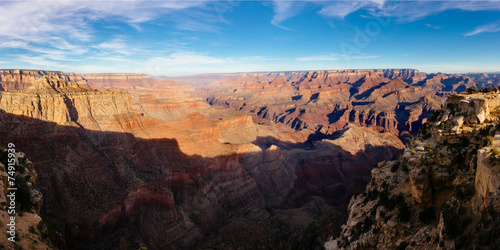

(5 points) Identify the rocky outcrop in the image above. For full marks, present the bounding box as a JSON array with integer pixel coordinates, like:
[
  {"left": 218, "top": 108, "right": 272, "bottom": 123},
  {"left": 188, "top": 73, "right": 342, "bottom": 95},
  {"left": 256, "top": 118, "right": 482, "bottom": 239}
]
[
  {"left": 329, "top": 89, "right": 500, "bottom": 249},
  {"left": 0, "top": 69, "right": 83, "bottom": 91},
  {"left": 0, "top": 148, "right": 56, "bottom": 249},
  {"left": 0, "top": 76, "right": 132, "bottom": 127}
]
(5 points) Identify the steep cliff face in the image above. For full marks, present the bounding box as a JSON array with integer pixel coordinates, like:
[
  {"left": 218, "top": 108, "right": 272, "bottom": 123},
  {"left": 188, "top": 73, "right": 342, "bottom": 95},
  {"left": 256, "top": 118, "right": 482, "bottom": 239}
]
[
  {"left": 0, "top": 148, "right": 56, "bottom": 249},
  {"left": 0, "top": 76, "right": 132, "bottom": 128},
  {"left": 329, "top": 89, "right": 500, "bottom": 249}
]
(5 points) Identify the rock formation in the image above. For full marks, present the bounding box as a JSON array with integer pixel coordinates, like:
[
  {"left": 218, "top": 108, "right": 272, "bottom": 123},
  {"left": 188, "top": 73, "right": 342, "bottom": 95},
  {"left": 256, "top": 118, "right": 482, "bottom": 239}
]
[
  {"left": 0, "top": 148, "right": 56, "bottom": 249},
  {"left": 329, "top": 88, "right": 500, "bottom": 249},
  {"left": 0, "top": 76, "right": 405, "bottom": 249},
  {"left": 0, "top": 69, "right": 84, "bottom": 91},
  {"left": 0, "top": 76, "right": 131, "bottom": 127},
  {"left": 204, "top": 69, "right": 453, "bottom": 140}
]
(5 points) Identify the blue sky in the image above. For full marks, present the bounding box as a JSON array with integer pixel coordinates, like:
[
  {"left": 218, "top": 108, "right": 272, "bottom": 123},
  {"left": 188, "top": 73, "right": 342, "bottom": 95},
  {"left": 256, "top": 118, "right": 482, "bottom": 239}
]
[{"left": 0, "top": 0, "right": 500, "bottom": 76}]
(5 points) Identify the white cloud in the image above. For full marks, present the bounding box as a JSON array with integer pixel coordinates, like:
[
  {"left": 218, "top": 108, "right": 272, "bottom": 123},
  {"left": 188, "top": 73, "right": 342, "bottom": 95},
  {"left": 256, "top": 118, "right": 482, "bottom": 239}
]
[
  {"left": 318, "top": 1, "right": 384, "bottom": 19},
  {"left": 425, "top": 23, "right": 441, "bottom": 29},
  {"left": 0, "top": 0, "right": 220, "bottom": 64},
  {"left": 16, "top": 55, "right": 66, "bottom": 69},
  {"left": 297, "top": 53, "right": 378, "bottom": 61},
  {"left": 93, "top": 38, "right": 132, "bottom": 55},
  {"left": 269, "top": 1, "right": 307, "bottom": 30},
  {"left": 365, "top": 1, "right": 500, "bottom": 22},
  {"left": 464, "top": 22, "right": 500, "bottom": 36},
  {"left": 268, "top": 0, "right": 385, "bottom": 28}
]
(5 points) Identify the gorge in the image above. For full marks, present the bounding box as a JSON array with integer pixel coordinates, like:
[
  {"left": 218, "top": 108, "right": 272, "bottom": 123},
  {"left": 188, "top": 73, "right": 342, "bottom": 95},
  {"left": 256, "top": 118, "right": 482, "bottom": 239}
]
[{"left": 0, "top": 69, "right": 499, "bottom": 249}]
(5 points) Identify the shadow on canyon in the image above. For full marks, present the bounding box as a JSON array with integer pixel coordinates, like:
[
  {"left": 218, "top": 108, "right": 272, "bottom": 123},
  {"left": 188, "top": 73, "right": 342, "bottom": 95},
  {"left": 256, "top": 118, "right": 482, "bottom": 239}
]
[{"left": 0, "top": 111, "right": 403, "bottom": 249}]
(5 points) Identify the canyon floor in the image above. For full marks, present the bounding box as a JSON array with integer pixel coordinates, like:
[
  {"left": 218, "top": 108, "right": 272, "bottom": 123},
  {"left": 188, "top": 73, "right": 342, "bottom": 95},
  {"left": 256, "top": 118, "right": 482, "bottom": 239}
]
[{"left": 0, "top": 69, "right": 499, "bottom": 249}]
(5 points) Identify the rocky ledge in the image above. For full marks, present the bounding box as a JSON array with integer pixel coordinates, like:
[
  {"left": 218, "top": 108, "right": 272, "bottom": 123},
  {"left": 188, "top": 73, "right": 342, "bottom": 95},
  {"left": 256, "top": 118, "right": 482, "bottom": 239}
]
[{"left": 328, "top": 88, "right": 500, "bottom": 249}]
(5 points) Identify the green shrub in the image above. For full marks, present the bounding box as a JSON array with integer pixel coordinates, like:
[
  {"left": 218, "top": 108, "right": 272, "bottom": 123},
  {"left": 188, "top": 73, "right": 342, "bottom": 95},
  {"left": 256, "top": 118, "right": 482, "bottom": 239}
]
[
  {"left": 397, "top": 241, "right": 409, "bottom": 250},
  {"left": 15, "top": 176, "right": 33, "bottom": 212},
  {"left": 441, "top": 201, "right": 470, "bottom": 238},
  {"left": 439, "top": 122, "right": 445, "bottom": 130},
  {"left": 487, "top": 136, "right": 494, "bottom": 145},
  {"left": 491, "top": 148, "right": 499, "bottom": 156},
  {"left": 401, "top": 162, "right": 409, "bottom": 172},
  {"left": 423, "top": 133, "right": 432, "bottom": 140},
  {"left": 428, "top": 110, "right": 443, "bottom": 122},
  {"left": 454, "top": 183, "right": 475, "bottom": 200},
  {"left": 481, "top": 86, "right": 497, "bottom": 93},
  {"left": 480, "top": 125, "right": 493, "bottom": 136},
  {"left": 391, "top": 163, "right": 399, "bottom": 173},
  {"left": 425, "top": 145, "right": 434, "bottom": 154},
  {"left": 37, "top": 217, "right": 59, "bottom": 241},
  {"left": 466, "top": 87, "right": 479, "bottom": 94},
  {"left": 17, "top": 164, "right": 25, "bottom": 174}
]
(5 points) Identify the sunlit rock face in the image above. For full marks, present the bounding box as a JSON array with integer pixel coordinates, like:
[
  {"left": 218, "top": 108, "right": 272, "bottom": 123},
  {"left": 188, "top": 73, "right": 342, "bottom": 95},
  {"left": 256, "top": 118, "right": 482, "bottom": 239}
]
[
  {"left": 0, "top": 76, "right": 132, "bottom": 126},
  {"left": 202, "top": 69, "right": 476, "bottom": 141}
]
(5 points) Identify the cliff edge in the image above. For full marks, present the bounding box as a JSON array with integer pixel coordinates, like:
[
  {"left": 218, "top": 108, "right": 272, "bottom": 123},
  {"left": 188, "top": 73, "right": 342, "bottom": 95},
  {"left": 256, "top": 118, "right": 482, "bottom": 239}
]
[{"left": 329, "top": 88, "right": 500, "bottom": 249}]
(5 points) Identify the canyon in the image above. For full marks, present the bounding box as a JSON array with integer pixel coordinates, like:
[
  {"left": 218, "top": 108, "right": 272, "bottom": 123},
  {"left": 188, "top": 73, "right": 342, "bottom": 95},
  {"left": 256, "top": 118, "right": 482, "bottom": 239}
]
[{"left": 0, "top": 69, "right": 499, "bottom": 249}]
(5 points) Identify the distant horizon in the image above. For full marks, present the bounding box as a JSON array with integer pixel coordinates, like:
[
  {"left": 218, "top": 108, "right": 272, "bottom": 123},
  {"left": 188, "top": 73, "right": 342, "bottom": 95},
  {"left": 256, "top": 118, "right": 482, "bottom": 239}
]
[
  {"left": 1, "top": 67, "right": 499, "bottom": 78},
  {"left": 1, "top": 1, "right": 500, "bottom": 76}
]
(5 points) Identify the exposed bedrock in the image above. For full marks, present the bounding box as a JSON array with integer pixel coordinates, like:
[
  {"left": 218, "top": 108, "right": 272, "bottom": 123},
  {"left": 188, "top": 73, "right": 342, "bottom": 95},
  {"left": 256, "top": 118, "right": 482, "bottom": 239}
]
[{"left": 204, "top": 69, "right": 458, "bottom": 141}]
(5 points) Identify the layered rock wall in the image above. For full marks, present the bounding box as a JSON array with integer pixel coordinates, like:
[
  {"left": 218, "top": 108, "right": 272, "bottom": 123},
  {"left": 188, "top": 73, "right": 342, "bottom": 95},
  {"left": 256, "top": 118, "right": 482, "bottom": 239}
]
[{"left": 0, "top": 76, "right": 132, "bottom": 126}]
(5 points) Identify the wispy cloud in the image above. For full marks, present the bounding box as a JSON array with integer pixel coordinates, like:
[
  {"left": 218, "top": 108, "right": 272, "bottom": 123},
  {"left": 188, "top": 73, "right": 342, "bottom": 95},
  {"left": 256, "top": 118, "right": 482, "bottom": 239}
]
[
  {"left": 268, "top": 0, "right": 500, "bottom": 29},
  {"left": 16, "top": 55, "right": 66, "bottom": 69},
  {"left": 268, "top": 0, "right": 385, "bottom": 28},
  {"left": 425, "top": 23, "right": 441, "bottom": 29},
  {"left": 269, "top": 1, "right": 307, "bottom": 30},
  {"left": 297, "top": 53, "right": 378, "bottom": 61},
  {"left": 93, "top": 38, "right": 132, "bottom": 55},
  {"left": 317, "top": 1, "right": 385, "bottom": 19},
  {"left": 464, "top": 21, "right": 500, "bottom": 36},
  {"left": 145, "top": 51, "right": 276, "bottom": 76},
  {"left": 0, "top": 0, "right": 223, "bottom": 66}
]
